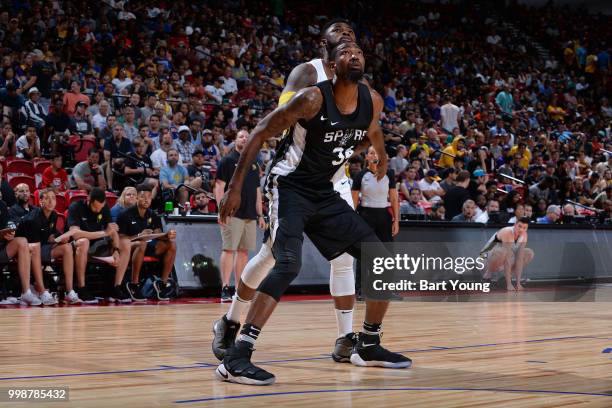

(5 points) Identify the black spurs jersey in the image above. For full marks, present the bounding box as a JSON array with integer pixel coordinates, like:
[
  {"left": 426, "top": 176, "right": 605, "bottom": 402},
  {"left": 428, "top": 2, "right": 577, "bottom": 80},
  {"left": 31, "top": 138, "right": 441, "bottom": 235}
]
[{"left": 267, "top": 80, "right": 373, "bottom": 200}]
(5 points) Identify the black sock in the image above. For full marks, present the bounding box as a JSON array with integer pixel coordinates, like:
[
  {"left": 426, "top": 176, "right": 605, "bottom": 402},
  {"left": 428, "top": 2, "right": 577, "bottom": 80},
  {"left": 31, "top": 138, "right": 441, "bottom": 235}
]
[
  {"left": 239, "top": 323, "right": 261, "bottom": 345},
  {"left": 363, "top": 321, "right": 381, "bottom": 336}
]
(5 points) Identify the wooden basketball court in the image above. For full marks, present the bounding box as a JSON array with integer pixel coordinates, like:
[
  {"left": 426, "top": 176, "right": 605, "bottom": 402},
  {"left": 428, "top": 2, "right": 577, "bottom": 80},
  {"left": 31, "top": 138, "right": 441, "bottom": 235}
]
[{"left": 1, "top": 291, "right": 611, "bottom": 407}]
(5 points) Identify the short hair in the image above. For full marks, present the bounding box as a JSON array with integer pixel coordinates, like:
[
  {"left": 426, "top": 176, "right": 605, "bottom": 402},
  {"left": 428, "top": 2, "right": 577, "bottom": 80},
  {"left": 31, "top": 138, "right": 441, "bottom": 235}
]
[
  {"left": 88, "top": 147, "right": 100, "bottom": 156},
  {"left": 517, "top": 217, "right": 531, "bottom": 224},
  {"left": 322, "top": 18, "right": 352, "bottom": 37},
  {"left": 463, "top": 199, "right": 476, "bottom": 209},
  {"left": 456, "top": 170, "right": 470, "bottom": 183},
  {"left": 89, "top": 187, "right": 106, "bottom": 204},
  {"left": 546, "top": 204, "right": 561, "bottom": 214},
  {"left": 38, "top": 188, "right": 55, "bottom": 200},
  {"left": 51, "top": 153, "right": 62, "bottom": 160},
  {"left": 149, "top": 114, "right": 160, "bottom": 121},
  {"left": 167, "top": 148, "right": 179, "bottom": 155},
  {"left": 136, "top": 183, "right": 152, "bottom": 194},
  {"left": 330, "top": 41, "right": 360, "bottom": 61}
]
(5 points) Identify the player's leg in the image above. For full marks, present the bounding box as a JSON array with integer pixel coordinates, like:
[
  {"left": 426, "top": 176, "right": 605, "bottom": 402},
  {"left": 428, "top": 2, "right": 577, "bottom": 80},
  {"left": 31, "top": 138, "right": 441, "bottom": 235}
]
[
  {"left": 29, "top": 243, "right": 57, "bottom": 306},
  {"left": 74, "top": 238, "right": 97, "bottom": 303},
  {"left": 5, "top": 238, "right": 40, "bottom": 306},
  {"left": 329, "top": 252, "right": 357, "bottom": 362},
  {"left": 50, "top": 243, "right": 81, "bottom": 304},
  {"left": 212, "top": 228, "right": 273, "bottom": 361},
  {"left": 126, "top": 240, "right": 147, "bottom": 301},
  {"left": 152, "top": 239, "right": 177, "bottom": 301},
  {"left": 512, "top": 247, "right": 534, "bottom": 291}
]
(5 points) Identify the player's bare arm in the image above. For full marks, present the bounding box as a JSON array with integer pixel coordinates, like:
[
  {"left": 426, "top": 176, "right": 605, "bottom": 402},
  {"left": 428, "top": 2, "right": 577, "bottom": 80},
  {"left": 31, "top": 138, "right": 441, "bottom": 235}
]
[
  {"left": 365, "top": 88, "right": 386, "bottom": 180},
  {"left": 219, "top": 87, "right": 323, "bottom": 223}
]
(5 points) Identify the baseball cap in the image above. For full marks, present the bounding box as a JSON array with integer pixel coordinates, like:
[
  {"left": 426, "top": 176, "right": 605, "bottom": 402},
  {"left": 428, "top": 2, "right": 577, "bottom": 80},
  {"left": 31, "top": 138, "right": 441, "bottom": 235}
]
[
  {"left": 192, "top": 149, "right": 204, "bottom": 157},
  {"left": 426, "top": 169, "right": 441, "bottom": 181},
  {"left": 28, "top": 87, "right": 40, "bottom": 95},
  {"left": 178, "top": 125, "right": 190, "bottom": 133},
  {"left": 473, "top": 169, "right": 486, "bottom": 177}
]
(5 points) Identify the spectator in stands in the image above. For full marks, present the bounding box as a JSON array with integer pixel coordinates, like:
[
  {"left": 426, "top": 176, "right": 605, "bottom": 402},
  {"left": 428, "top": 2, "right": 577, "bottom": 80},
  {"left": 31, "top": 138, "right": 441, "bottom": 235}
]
[
  {"left": 430, "top": 202, "right": 446, "bottom": 221},
  {"left": 120, "top": 105, "right": 139, "bottom": 141},
  {"left": 41, "top": 153, "right": 68, "bottom": 191},
  {"left": 452, "top": 199, "right": 477, "bottom": 222},
  {"left": 98, "top": 114, "right": 117, "bottom": 145},
  {"left": 67, "top": 187, "right": 131, "bottom": 304},
  {"left": 444, "top": 170, "right": 471, "bottom": 219},
  {"left": 389, "top": 144, "right": 408, "bottom": 176},
  {"left": 119, "top": 184, "right": 177, "bottom": 301},
  {"left": 104, "top": 123, "right": 133, "bottom": 190},
  {"left": 123, "top": 137, "right": 159, "bottom": 193},
  {"left": 0, "top": 164, "right": 15, "bottom": 207},
  {"left": 92, "top": 100, "right": 111, "bottom": 134},
  {"left": 160, "top": 148, "right": 189, "bottom": 205},
  {"left": 440, "top": 94, "right": 461, "bottom": 133},
  {"left": 17, "top": 188, "right": 80, "bottom": 304},
  {"left": 21, "top": 87, "right": 46, "bottom": 132},
  {"left": 151, "top": 129, "right": 174, "bottom": 169},
  {"left": 111, "top": 186, "right": 137, "bottom": 222},
  {"left": 71, "top": 101, "right": 93, "bottom": 137},
  {"left": 0, "top": 200, "right": 39, "bottom": 305},
  {"left": 0, "top": 122, "right": 17, "bottom": 157},
  {"left": 469, "top": 169, "right": 488, "bottom": 200},
  {"left": 529, "top": 176, "right": 555, "bottom": 205},
  {"left": 401, "top": 187, "right": 425, "bottom": 217},
  {"left": 537, "top": 205, "right": 561, "bottom": 224},
  {"left": 175, "top": 125, "right": 197, "bottom": 165},
  {"left": 439, "top": 136, "right": 465, "bottom": 168},
  {"left": 475, "top": 199, "right": 501, "bottom": 223},
  {"left": 508, "top": 203, "right": 526, "bottom": 224},
  {"left": 200, "top": 130, "right": 221, "bottom": 166},
  {"left": 215, "top": 129, "right": 263, "bottom": 301},
  {"left": 46, "top": 98, "right": 71, "bottom": 139},
  {"left": 205, "top": 78, "right": 225, "bottom": 104},
  {"left": 69, "top": 148, "right": 107, "bottom": 191},
  {"left": 190, "top": 191, "right": 211, "bottom": 215},
  {"left": 62, "top": 81, "right": 89, "bottom": 116},
  {"left": 439, "top": 167, "right": 456, "bottom": 193},
  {"left": 15, "top": 124, "right": 41, "bottom": 159},
  {"left": 419, "top": 169, "right": 444, "bottom": 202},
  {"left": 9, "top": 183, "right": 33, "bottom": 221},
  {"left": 187, "top": 150, "right": 212, "bottom": 192}
]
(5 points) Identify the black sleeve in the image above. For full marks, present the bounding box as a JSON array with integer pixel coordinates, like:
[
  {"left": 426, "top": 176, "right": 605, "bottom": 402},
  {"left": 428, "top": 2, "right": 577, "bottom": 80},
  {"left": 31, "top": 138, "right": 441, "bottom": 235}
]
[
  {"left": 216, "top": 157, "right": 233, "bottom": 184},
  {"left": 0, "top": 201, "right": 8, "bottom": 229},
  {"left": 187, "top": 165, "right": 195, "bottom": 177},
  {"left": 387, "top": 170, "right": 396, "bottom": 190},
  {"left": 101, "top": 205, "right": 112, "bottom": 227},
  {"left": 352, "top": 170, "right": 366, "bottom": 191},
  {"left": 117, "top": 209, "right": 130, "bottom": 235},
  {"left": 66, "top": 202, "right": 83, "bottom": 229},
  {"left": 152, "top": 212, "right": 163, "bottom": 231},
  {"left": 1, "top": 181, "right": 16, "bottom": 207},
  {"left": 16, "top": 212, "right": 39, "bottom": 242}
]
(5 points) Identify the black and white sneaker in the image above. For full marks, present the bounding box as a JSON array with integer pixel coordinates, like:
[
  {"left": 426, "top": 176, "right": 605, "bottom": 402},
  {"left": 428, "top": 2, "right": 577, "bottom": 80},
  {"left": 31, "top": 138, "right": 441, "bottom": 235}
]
[
  {"left": 76, "top": 286, "right": 98, "bottom": 304},
  {"left": 215, "top": 341, "right": 275, "bottom": 386},
  {"left": 350, "top": 332, "right": 412, "bottom": 369},
  {"left": 126, "top": 282, "right": 146, "bottom": 302},
  {"left": 212, "top": 315, "right": 241, "bottom": 361},
  {"left": 332, "top": 332, "right": 357, "bottom": 363},
  {"left": 220, "top": 285, "right": 232, "bottom": 302},
  {"left": 108, "top": 285, "right": 132, "bottom": 303},
  {"left": 153, "top": 280, "right": 173, "bottom": 301}
]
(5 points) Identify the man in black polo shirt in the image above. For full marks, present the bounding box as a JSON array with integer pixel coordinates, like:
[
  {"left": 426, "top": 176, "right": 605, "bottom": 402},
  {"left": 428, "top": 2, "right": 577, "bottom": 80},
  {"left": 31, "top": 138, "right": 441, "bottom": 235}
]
[
  {"left": 118, "top": 184, "right": 177, "bottom": 301},
  {"left": 214, "top": 129, "right": 265, "bottom": 301},
  {"left": 103, "top": 123, "right": 133, "bottom": 190},
  {"left": 9, "top": 183, "right": 33, "bottom": 222},
  {"left": 17, "top": 189, "right": 80, "bottom": 304},
  {"left": 67, "top": 187, "right": 132, "bottom": 303},
  {"left": 187, "top": 150, "right": 212, "bottom": 192}
]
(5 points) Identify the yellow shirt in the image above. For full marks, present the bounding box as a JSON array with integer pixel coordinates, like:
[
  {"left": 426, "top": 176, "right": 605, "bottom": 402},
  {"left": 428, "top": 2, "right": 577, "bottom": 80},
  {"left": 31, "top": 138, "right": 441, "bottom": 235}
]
[{"left": 509, "top": 146, "right": 532, "bottom": 169}]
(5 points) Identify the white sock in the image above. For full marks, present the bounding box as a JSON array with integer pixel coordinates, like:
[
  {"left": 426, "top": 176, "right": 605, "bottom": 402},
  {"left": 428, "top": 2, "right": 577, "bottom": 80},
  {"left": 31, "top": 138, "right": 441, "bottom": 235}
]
[
  {"left": 335, "top": 309, "right": 353, "bottom": 338},
  {"left": 226, "top": 293, "right": 250, "bottom": 323}
]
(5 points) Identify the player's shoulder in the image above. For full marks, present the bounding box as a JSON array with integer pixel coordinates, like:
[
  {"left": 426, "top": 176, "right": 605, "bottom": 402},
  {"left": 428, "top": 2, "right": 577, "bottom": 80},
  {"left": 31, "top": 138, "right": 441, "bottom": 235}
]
[{"left": 284, "top": 62, "right": 318, "bottom": 91}]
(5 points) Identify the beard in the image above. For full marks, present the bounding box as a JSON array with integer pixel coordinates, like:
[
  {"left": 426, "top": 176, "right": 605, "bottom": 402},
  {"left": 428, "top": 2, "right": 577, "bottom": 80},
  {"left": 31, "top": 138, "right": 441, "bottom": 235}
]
[{"left": 346, "top": 68, "right": 364, "bottom": 82}]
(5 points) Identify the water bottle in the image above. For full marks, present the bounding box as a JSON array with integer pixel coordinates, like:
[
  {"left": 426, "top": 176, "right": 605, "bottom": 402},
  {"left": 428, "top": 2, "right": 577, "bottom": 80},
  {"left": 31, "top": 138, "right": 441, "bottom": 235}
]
[{"left": 184, "top": 201, "right": 191, "bottom": 216}]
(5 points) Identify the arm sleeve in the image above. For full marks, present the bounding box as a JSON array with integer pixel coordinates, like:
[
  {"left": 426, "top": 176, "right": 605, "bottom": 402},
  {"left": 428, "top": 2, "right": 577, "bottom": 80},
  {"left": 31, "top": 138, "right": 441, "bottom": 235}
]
[
  {"left": 216, "top": 157, "right": 232, "bottom": 184},
  {"left": 116, "top": 209, "right": 128, "bottom": 234},
  {"left": 352, "top": 170, "right": 365, "bottom": 191},
  {"left": 387, "top": 170, "right": 396, "bottom": 189},
  {"left": 66, "top": 203, "right": 81, "bottom": 229}
]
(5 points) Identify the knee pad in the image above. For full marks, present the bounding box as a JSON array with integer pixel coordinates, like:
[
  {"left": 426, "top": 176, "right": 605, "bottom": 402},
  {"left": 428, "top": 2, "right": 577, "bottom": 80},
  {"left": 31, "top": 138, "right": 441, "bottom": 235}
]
[
  {"left": 330, "top": 253, "right": 355, "bottom": 296},
  {"left": 258, "top": 237, "right": 302, "bottom": 301},
  {"left": 241, "top": 241, "right": 275, "bottom": 289}
]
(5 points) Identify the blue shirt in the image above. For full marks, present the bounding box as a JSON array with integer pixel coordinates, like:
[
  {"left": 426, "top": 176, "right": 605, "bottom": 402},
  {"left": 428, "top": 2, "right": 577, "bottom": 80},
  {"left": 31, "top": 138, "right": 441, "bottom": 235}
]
[
  {"left": 110, "top": 203, "right": 128, "bottom": 222},
  {"left": 160, "top": 164, "right": 188, "bottom": 187},
  {"left": 536, "top": 216, "right": 553, "bottom": 224}
]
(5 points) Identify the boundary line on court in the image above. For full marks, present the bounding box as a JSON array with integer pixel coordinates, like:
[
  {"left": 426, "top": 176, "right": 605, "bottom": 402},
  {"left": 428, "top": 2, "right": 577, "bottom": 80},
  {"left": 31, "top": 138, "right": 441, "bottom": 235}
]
[{"left": 0, "top": 335, "right": 605, "bottom": 382}]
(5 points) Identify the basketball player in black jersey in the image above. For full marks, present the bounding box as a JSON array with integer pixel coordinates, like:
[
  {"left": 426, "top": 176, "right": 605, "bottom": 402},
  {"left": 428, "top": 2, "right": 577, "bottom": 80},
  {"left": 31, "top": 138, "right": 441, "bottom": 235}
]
[{"left": 217, "top": 42, "right": 411, "bottom": 386}]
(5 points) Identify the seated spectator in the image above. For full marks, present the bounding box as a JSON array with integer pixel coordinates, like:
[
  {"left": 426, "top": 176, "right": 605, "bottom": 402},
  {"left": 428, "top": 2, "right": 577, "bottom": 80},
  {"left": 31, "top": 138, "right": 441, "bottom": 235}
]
[
  {"left": 469, "top": 169, "right": 488, "bottom": 200},
  {"left": 120, "top": 105, "right": 139, "bottom": 141},
  {"left": 123, "top": 137, "right": 159, "bottom": 193},
  {"left": 401, "top": 187, "right": 425, "bottom": 216},
  {"left": 111, "top": 186, "right": 137, "bottom": 222},
  {"left": 151, "top": 130, "right": 175, "bottom": 169},
  {"left": 0, "top": 201, "right": 38, "bottom": 305},
  {"left": 475, "top": 199, "right": 501, "bottom": 223},
  {"left": 444, "top": 170, "right": 471, "bottom": 219},
  {"left": 419, "top": 169, "right": 444, "bottom": 202},
  {"left": 537, "top": 205, "right": 561, "bottom": 224},
  {"left": 200, "top": 129, "right": 221, "bottom": 166},
  {"left": 439, "top": 136, "right": 465, "bottom": 168},
  {"left": 67, "top": 187, "right": 132, "bottom": 304},
  {"left": 0, "top": 122, "right": 17, "bottom": 157},
  {"left": 175, "top": 125, "right": 197, "bottom": 165},
  {"left": 92, "top": 100, "right": 111, "bottom": 134},
  {"left": 21, "top": 87, "right": 47, "bottom": 132},
  {"left": 0, "top": 164, "right": 16, "bottom": 207},
  {"left": 508, "top": 203, "right": 526, "bottom": 224},
  {"left": 118, "top": 184, "right": 177, "bottom": 301},
  {"left": 190, "top": 191, "right": 211, "bottom": 215},
  {"left": 17, "top": 189, "right": 80, "bottom": 304},
  {"left": 430, "top": 202, "right": 446, "bottom": 221},
  {"left": 70, "top": 101, "right": 94, "bottom": 137},
  {"left": 69, "top": 148, "right": 107, "bottom": 191},
  {"left": 9, "top": 183, "right": 33, "bottom": 221},
  {"left": 160, "top": 149, "right": 189, "bottom": 204},
  {"left": 40, "top": 154, "right": 69, "bottom": 191},
  {"left": 439, "top": 168, "right": 456, "bottom": 193},
  {"left": 62, "top": 81, "right": 90, "bottom": 116},
  {"left": 389, "top": 144, "right": 409, "bottom": 176},
  {"left": 452, "top": 199, "right": 477, "bottom": 222},
  {"left": 187, "top": 150, "right": 212, "bottom": 192},
  {"left": 103, "top": 123, "right": 133, "bottom": 190},
  {"left": 15, "top": 124, "right": 41, "bottom": 159}
]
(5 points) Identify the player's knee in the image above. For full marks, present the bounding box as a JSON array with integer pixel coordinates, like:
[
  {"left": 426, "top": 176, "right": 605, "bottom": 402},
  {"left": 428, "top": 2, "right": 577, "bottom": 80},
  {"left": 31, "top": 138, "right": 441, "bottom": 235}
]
[
  {"left": 15, "top": 237, "right": 28, "bottom": 250},
  {"left": 76, "top": 238, "right": 89, "bottom": 250},
  {"left": 330, "top": 253, "right": 355, "bottom": 296}
]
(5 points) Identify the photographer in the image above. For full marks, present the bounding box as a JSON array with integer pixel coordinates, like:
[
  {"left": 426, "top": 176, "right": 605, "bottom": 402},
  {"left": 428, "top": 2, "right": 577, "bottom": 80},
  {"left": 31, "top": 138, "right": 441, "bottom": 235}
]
[
  {"left": 123, "top": 137, "right": 159, "bottom": 195},
  {"left": 187, "top": 150, "right": 212, "bottom": 192}
]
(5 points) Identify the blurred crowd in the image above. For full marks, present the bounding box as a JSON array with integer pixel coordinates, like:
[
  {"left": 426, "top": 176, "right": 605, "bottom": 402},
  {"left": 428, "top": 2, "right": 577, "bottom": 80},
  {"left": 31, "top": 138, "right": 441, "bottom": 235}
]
[{"left": 0, "top": 0, "right": 610, "bottom": 225}]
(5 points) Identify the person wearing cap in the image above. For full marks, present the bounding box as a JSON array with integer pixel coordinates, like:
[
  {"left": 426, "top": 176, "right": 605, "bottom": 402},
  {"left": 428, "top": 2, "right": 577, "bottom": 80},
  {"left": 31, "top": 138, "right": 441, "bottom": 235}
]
[
  {"left": 70, "top": 100, "right": 94, "bottom": 136},
  {"left": 124, "top": 136, "right": 159, "bottom": 194},
  {"left": 62, "top": 80, "right": 90, "bottom": 116},
  {"left": 187, "top": 150, "right": 212, "bottom": 192},
  {"left": 175, "top": 125, "right": 197, "bottom": 165},
  {"left": 469, "top": 169, "right": 488, "bottom": 200},
  {"left": 21, "top": 87, "right": 47, "bottom": 131},
  {"left": 418, "top": 169, "right": 445, "bottom": 202}
]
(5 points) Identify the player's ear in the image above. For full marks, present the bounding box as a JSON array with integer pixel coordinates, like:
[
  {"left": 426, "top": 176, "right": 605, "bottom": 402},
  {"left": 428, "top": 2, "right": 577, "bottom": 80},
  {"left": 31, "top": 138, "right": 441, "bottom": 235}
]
[{"left": 328, "top": 61, "right": 336, "bottom": 72}]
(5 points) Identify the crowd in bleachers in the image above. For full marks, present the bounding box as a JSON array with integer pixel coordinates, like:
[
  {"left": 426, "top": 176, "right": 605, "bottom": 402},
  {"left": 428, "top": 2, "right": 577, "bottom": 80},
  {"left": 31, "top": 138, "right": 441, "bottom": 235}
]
[{"left": 0, "top": 1, "right": 611, "bottom": 304}]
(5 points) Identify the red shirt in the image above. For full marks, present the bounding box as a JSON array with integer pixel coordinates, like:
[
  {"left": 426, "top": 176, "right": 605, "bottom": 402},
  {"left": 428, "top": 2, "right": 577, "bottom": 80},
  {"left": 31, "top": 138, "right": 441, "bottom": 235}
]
[{"left": 41, "top": 167, "right": 68, "bottom": 191}]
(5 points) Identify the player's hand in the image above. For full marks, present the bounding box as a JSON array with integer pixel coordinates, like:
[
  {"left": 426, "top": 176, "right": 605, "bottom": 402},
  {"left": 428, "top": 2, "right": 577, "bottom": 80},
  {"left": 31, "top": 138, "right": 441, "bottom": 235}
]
[
  {"left": 376, "top": 156, "right": 388, "bottom": 181},
  {"left": 257, "top": 215, "right": 266, "bottom": 229},
  {"left": 141, "top": 229, "right": 153, "bottom": 236},
  {"left": 1, "top": 230, "right": 15, "bottom": 241},
  {"left": 392, "top": 219, "right": 400, "bottom": 236},
  {"left": 106, "top": 223, "right": 119, "bottom": 234},
  {"left": 54, "top": 231, "right": 73, "bottom": 244},
  {"left": 219, "top": 188, "right": 241, "bottom": 226}
]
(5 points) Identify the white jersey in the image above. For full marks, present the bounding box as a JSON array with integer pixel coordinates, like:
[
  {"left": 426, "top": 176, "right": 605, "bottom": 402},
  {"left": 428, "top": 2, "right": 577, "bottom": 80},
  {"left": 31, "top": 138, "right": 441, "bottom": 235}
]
[{"left": 307, "top": 58, "right": 353, "bottom": 208}]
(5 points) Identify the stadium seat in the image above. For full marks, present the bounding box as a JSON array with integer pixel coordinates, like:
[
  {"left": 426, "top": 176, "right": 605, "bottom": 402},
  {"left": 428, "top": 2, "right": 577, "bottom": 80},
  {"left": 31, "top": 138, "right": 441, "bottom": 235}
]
[
  {"left": 55, "top": 211, "right": 66, "bottom": 233},
  {"left": 70, "top": 137, "right": 97, "bottom": 163},
  {"left": 34, "top": 160, "right": 51, "bottom": 175},
  {"left": 105, "top": 192, "right": 118, "bottom": 208},
  {"left": 7, "top": 159, "right": 34, "bottom": 177},
  {"left": 8, "top": 174, "right": 36, "bottom": 192},
  {"left": 66, "top": 190, "right": 88, "bottom": 207}
]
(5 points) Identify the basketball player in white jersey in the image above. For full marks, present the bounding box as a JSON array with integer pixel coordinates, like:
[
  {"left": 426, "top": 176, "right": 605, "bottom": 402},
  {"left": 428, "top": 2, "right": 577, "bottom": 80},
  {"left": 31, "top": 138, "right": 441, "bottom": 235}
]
[
  {"left": 212, "top": 19, "right": 365, "bottom": 363},
  {"left": 480, "top": 217, "right": 534, "bottom": 290}
]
